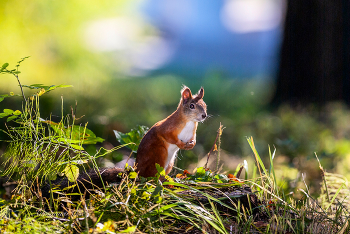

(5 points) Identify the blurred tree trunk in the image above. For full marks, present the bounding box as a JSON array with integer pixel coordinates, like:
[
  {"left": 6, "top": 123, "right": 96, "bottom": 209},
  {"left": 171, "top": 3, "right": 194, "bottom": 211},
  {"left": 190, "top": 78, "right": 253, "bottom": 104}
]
[{"left": 272, "top": 0, "right": 350, "bottom": 106}]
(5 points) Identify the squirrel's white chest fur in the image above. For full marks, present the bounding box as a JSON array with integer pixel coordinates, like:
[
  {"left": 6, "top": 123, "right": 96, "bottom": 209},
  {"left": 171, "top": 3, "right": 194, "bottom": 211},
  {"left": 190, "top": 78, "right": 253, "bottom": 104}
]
[{"left": 165, "top": 121, "right": 195, "bottom": 171}]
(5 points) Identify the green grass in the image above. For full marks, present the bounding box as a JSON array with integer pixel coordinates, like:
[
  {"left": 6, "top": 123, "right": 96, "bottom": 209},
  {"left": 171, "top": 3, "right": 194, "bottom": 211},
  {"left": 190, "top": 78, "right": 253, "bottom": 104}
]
[
  {"left": 0, "top": 59, "right": 350, "bottom": 233},
  {"left": 1, "top": 125, "right": 349, "bottom": 233}
]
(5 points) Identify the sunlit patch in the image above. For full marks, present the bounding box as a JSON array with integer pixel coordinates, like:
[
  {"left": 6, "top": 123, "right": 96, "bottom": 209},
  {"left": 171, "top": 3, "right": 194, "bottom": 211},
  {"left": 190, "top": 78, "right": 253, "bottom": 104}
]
[
  {"left": 82, "top": 17, "right": 174, "bottom": 76},
  {"left": 220, "top": 0, "right": 285, "bottom": 33},
  {"left": 83, "top": 17, "right": 141, "bottom": 52}
]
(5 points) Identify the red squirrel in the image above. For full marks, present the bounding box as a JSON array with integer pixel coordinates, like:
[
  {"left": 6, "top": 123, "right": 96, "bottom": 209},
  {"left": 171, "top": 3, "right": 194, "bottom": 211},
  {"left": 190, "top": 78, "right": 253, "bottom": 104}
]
[
  {"left": 41, "top": 86, "right": 206, "bottom": 199},
  {"left": 136, "top": 86, "right": 207, "bottom": 177}
]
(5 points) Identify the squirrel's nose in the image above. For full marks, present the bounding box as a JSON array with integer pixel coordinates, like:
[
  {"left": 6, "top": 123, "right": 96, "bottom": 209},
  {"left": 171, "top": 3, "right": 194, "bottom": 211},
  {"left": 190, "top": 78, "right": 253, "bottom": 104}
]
[{"left": 202, "top": 114, "right": 207, "bottom": 119}]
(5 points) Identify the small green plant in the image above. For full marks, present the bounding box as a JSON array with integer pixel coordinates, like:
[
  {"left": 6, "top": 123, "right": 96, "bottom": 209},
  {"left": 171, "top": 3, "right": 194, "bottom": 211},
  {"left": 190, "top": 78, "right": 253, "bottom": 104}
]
[
  {"left": 114, "top": 125, "right": 148, "bottom": 153},
  {"left": 0, "top": 58, "right": 121, "bottom": 206}
]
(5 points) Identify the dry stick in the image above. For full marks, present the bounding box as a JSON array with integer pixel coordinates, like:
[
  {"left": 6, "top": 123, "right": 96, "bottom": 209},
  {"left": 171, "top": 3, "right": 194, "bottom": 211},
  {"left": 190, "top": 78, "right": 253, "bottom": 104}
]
[
  {"left": 125, "top": 150, "right": 134, "bottom": 166},
  {"left": 315, "top": 153, "right": 330, "bottom": 202},
  {"left": 204, "top": 123, "right": 223, "bottom": 170},
  {"left": 216, "top": 123, "right": 224, "bottom": 171},
  {"left": 236, "top": 165, "right": 244, "bottom": 178},
  {"left": 204, "top": 133, "right": 219, "bottom": 169}
]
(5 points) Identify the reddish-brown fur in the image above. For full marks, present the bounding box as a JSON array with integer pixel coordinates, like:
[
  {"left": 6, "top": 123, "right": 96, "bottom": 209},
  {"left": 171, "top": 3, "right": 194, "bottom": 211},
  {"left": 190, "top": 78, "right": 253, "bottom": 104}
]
[{"left": 136, "top": 86, "right": 207, "bottom": 177}]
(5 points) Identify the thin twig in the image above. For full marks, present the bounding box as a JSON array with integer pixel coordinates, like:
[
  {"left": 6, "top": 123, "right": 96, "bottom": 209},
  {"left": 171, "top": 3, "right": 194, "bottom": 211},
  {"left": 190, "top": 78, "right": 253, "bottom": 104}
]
[
  {"left": 216, "top": 123, "right": 224, "bottom": 171},
  {"left": 236, "top": 165, "right": 244, "bottom": 178},
  {"left": 204, "top": 124, "right": 223, "bottom": 169},
  {"left": 12, "top": 72, "right": 27, "bottom": 103}
]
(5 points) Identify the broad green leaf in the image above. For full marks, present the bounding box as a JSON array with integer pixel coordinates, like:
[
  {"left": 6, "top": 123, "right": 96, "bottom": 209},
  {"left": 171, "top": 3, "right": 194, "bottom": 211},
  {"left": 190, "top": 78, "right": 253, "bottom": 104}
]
[
  {"left": 141, "top": 191, "right": 150, "bottom": 200},
  {"left": 0, "top": 112, "right": 10, "bottom": 118},
  {"left": 46, "top": 121, "right": 104, "bottom": 145},
  {"left": 3, "top": 109, "right": 14, "bottom": 114},
  {"left": 114, "top": 125, "right": 149, "bottom": 153},
  {"left": 195, "top": 167, "right": 206, "bottom": 176},
  {"left": 51, "top": 139, "right": 83, "bottom": 150},
  {"left": 56, "top": 138, "right": 82, "bottom": 144},
  {"left": 0, "top": 94, "right": 19, "bottom": 103},
  {"left": 22, "top": 84, "right": 72, "bottom": 96},
  {"left": 7, "top": 115, "right": 18, "bottom": 122},
  {"left": 129, "top": 171, "right": 138, "bottom": 179},
  {"left": 47, "top": 84, "right": 72, "bottom": 91},
  {"left": 64, "top": 164, "right": 79, "bottom": 182},
  {"left": 151, "top": 184, "right": 163, "bottom": 198},
  {"left": 13, "top": 110, "right": 21, "bottom": 115},
  {"left": 155, "top": 163, "right": 166, "bottom": 176},
  {"left": 1, "top": 63, "right": 9, "bottom": 69},
  {"left": 23, "top": 84, "right": 73, "bottom": 90}
]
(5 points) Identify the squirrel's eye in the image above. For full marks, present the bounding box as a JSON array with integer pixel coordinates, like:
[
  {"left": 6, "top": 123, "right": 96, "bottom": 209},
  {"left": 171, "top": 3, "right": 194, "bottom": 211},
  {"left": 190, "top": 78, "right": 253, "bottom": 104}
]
[{"left": 190, "top": 103, "right": 195, "bottom": 109}]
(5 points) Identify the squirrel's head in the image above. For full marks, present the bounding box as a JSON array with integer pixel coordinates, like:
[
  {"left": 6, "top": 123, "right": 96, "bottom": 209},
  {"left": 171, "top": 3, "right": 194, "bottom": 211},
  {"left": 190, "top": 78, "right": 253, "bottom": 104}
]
[{"left": 180, "top": 86, "right": 207, "bottom": 122}]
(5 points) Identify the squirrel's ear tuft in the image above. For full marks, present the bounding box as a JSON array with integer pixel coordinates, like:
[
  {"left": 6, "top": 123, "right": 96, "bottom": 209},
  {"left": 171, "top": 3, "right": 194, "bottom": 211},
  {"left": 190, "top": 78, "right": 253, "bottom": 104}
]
[
  {"left": 197, "top": 87, "right": 204, "bottom": 99},
  {"left": 181, "top": 86, "right": 192, "bottom": 104},
  {"left": 193, "top": 87, "right": 204, "bottom": 102}
]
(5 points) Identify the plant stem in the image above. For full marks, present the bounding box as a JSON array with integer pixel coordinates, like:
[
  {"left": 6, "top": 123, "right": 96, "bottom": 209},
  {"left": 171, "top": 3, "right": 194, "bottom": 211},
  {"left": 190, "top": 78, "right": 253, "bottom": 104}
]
[
  {"left": 204, "top": 123, "right": 224, "bottom": 170},
  {"left": 216, "top": 123, "right": 223, "bottom": 171},
  {"left": 12, "top": 72, "right": 27, "bottom": 103}
]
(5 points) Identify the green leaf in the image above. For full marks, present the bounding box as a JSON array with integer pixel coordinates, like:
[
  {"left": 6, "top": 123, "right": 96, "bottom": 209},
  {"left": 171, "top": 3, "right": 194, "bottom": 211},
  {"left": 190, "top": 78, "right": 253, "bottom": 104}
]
[
  {"left": 7, "top": 115, "right": 18, "bottom": 122},
  {"left": 46, "top": 121, "right": 104, "bottom": 145},
  {"left": 64, "top": 164, "right": 79, "bottom": 182},
  {"left": 141, "top": 191, "right": 150, "bottom": 200},
  {"left": 23, "top": 84, "right": 45, "bottom": 89},
  {"left": 3, "top": 109, "right": 14, "bottom": 114},
  {"left": 1, "top": 63, "right": 9, "bottom": 69},
  {"left": 47, "top": 173, "right": 57, "bottom": 181},
  {"left": 69, "top": 144, "right": 84, "bottom": 150},
  {"left": 129, "top": 171, "right": 138, "bottom": 179},
  {"left": 0, "top": 112, "right": 10, "bottom": 118},
  {"left": 55, "top": 138, "right": 81, "bottom": 144},
  {"left": 0, "top": 94, "right": 19, "bottom": 103},
  {"left": 114, "top": 125, "right": 149, "bottom": 153},
  {"left": 195, "top": 167, "right": 206, "bottom": 176},
  {"left": 47, "top": 84, "right": 72, "bottom": 91},
  {"left": 22, "top": 84, "right": 72, "bottom": 99},
  {"left": 151, "top": 184, "right": 163, "bottom": 198},
  {"left": 23, "top": 84, "right": 72, "bottom": 92},
  {"left": 155, "top": 163, "right": 166, "bottom": 176},
  {"left": 13, "top": 110, "right": 22, "bottom": 115}
]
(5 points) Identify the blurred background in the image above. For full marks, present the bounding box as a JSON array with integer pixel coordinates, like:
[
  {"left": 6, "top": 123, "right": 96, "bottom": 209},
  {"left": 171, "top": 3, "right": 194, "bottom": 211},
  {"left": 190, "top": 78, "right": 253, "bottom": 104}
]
[{"left": 1, "top": 0, "right": 350, "bottom": 197}]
